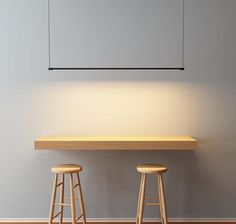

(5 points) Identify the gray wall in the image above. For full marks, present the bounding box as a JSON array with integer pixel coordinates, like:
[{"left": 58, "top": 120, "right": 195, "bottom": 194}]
[{"left": 0, "top": 0, "right": 236, "bottom": 219}]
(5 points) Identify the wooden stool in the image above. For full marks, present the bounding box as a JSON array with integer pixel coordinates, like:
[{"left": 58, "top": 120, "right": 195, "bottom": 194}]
[
  {"left": 49, "top": 164, "right": 86, "bottom": 224},
  {"left": 136, "top": 164, "right": 168, "bottom": 224}
]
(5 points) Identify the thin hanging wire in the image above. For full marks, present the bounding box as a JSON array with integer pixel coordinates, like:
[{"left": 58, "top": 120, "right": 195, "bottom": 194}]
[
  {"left": 48, "top": 0, "right": 51, "bottom": 69},
  {"left": 182, "top": 0, "right": 185, "bottom": 69}
]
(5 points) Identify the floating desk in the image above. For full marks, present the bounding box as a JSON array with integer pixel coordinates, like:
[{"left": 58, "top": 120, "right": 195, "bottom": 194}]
[{"left": 35, "top": 136, "right": 197, "bottom": 150}]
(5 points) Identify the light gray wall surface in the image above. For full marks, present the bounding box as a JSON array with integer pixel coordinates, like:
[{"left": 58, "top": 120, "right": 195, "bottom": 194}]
[
  {"left": 50, "top": 0, "right": 183, "bottom": 68},
  {"left": 0, "top": 0, "right": 236, "bottom": 219}
]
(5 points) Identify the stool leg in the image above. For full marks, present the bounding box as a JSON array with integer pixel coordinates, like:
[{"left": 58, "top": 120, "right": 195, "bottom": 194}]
[
  {"left": 49, "top": 173, "right": 58, "bottom": 224},
  {"left": 77, "top": 172, "right": 87, "bottom": 224},
  {"left": 70, "top": 173, "right": 77, "bottom": 224},
  {"left": 59, "top": 174, "right": 65, "bottom": 224},
  {"left": 158, "top": 174, "right": 168, "bottom": 224},
  {"left": 157, "top": 174, "right": 164, "bottom": 224},
  {"left": 136, "top": 173, "right": 146, "bottom": 224},
  {"left": 136, "top": 174, "right": 144, "bottom": 224}
]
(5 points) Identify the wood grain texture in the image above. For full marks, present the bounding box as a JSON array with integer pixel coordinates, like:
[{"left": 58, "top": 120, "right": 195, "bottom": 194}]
[
  {"left": 51, "top": 164, "right": 82, "bottom": 174},
  {"left": 137, "top": 164, "right": 168, "bottom": 174},
  {"left": 34, "top": 136, "right": 197, "bottom": 150}
]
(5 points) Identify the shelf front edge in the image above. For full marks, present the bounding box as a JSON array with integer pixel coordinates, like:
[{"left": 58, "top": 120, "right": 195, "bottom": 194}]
[{"left": 34, "top": 137, "right": 197, "bottom": 150}]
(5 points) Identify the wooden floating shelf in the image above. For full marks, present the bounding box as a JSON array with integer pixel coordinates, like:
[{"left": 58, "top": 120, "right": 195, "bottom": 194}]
[{"left": 34, "top": 136, "right": 197, "bottom": 150}]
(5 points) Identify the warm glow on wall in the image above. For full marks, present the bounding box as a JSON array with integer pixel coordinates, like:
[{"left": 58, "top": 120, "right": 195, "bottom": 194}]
[{"left": 35, "top": 81, "right": 200, "bottom": 136}]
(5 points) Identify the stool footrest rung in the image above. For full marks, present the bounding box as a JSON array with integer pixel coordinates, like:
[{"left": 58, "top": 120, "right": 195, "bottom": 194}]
[
  {"left": 52, "top": 211, "right": 62, "bottom": 220},
  {"left": 73, "top": 183, "right": 80, "bottom": 188},
  {"left": 55, "top": 202, "right": 71, "bottom": 206},
  {"left": 76, "top": 213, "right": 84, "bottom": 221},
  {"left": 145, "top": 203, "right": 160, "bottom": 206},
  {"left": 56, "top": 182, "right": 63, "bottom": 187}
]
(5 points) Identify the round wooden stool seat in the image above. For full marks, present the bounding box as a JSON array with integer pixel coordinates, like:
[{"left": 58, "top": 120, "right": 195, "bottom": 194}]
[
  {"left": 51, "top": 164, "right": 82, "bottom": 174},
  {"left": 137, "top": 164, "right": 167, "bottom": 174}
]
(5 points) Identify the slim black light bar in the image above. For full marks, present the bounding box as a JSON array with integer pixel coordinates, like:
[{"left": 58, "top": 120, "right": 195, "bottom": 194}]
[
  {"left": 48, "top": 0, "right": 185, "bottom": 71},
  {"left": 48, "top": 67, "right": 184, "bottom": 70}
]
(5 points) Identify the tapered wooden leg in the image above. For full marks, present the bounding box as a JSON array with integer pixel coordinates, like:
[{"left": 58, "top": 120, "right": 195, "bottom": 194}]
[
  {"left": 49, "top": 174, "right": 58, "bottom": 224},
  {"left": 59, "top": 174, "right": 64, "bottom": 224},
  {"left": 137, "top": 174, "right": 146, "bottom": 224},
  {"left": 70, "top": 173, "right": 77, "bottom": 224},
  {"left": 77, "top": 172, "right": 86, "bottom": 224},
  {"left": 157, "top": 174, "right": 164, "bottom": 224},
  {"left": 158, "top": 174, "right": 168, "bottom": 224},
  {"left": 136, "top": 174, "right": 144, "bottom": 224}
]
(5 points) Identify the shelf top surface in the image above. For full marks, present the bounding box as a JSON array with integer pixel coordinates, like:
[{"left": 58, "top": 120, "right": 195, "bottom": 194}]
[{"left": 36, "top": 136, "right": 197, "bottom": 142}]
